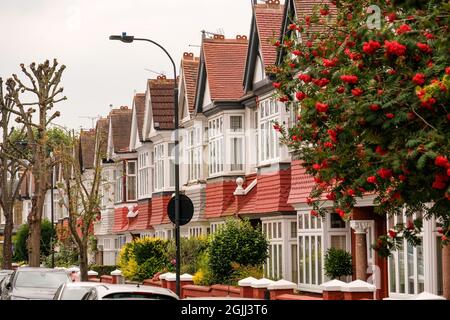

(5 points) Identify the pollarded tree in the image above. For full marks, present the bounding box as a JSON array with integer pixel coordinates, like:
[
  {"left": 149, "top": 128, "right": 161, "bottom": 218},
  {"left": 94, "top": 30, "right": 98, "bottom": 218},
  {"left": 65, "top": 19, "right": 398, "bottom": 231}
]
[
  {"left": 56, "top": 130, "right": 103, "bottom": 281},
  {"left": 269, "top": 0, "right": 449, "bottom": 293},
  {"left": 0, "top": 78, "right": 29, "bottom": 269},
  {"left": 5, "top": 59, "right": 66, "bottom": 267}
]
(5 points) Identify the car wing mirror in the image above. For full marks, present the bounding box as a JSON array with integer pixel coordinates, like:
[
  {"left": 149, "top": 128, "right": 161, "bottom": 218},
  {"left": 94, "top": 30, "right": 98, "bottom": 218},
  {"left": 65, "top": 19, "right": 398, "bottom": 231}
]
[{"left": 5, "top": 283, "right": 12, "bottom": 290}]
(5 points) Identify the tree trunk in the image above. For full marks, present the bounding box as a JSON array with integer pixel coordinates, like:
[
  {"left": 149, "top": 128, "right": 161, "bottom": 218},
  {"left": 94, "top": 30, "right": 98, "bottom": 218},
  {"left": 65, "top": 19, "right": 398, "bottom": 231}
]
[
  {"left": 443, "top": 244, "right": 450, "bottom": 300},
  {"left": 79, "top": 242, "right": 89, "bottom": 281},
  {"left": 28, "top": 161, "right": 47, "bottom": 267},
  {"left": 1, "top": 205, "right": 14, "bottom": 269}
]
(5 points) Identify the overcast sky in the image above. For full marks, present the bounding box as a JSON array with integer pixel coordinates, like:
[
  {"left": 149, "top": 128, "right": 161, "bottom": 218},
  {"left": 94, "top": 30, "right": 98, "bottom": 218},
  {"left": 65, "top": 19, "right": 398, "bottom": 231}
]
[{"left": 0, "top": 0, "right": 255, "bottom": 130}]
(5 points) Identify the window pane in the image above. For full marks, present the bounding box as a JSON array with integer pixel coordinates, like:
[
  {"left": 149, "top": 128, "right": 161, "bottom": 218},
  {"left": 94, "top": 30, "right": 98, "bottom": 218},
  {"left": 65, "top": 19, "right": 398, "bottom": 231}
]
[
  {"left": 278, "top": 244, "right": 282, "bottom": 279},
  {"left": 230, "top": 116, "right": 242, "bottom": 132},
  {"left": 389, "top": 255, "right": 396, "bottom": 293},
  {"left": 417, "top": 242, "right": 424, "bottom": 293},
  {"left": 399, "top": 242, "right": 405, "bottom": 293},
  {"left": 407, "top": 242, "right": 414, "bottom": 294},
  {"left": 436, "top": 237, "right": 443, "bottom": 295},
  {"left": 299, "top": 237, "right": 303, "bottom": 284},
  {"left": 291, "top": 221, "right": 297, "bottom": 239},
  {"left": 330, "top": 235, "right": 346, "bottom": 251},
  {"left": 317, "top": 236, "right": 322, "bottom": 284},
  {"left": 311, "top": 236, "right": 316, "bottom": 284},
  {"left": 291, "top": 244, "right": 298, "bottom": 283},
  {"left": 273, "top": 245, "right": 278, "bottom": 278},
  {"left": 330, "top": 213, "right": 346, "bottom": 229},
  {"left": 305, "top": 237, "right": 310, "bottom": 284},
  {"left": 278, "top": 222, "right": 282, "bottom": 238}
]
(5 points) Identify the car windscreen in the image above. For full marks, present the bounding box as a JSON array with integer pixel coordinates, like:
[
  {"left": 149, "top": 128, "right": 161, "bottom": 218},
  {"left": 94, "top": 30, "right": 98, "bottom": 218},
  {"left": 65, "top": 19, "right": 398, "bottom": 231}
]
[
  {"left": 15, "top": 271, "right": 69, "bottom": 289},
  {"left": 60, "top": 287, "right": 92, "bottom": 300},
  {"left": 102, "top": 292, "right": 177, "bottom": 300}
]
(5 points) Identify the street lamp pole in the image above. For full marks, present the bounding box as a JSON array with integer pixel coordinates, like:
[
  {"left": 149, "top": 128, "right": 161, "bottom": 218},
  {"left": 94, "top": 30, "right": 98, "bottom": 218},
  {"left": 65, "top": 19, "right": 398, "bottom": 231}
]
[
  {"left": 50, "top": 157, "right": 55, "bottom": 268},
  {"left": 109, "top": 33, "right": 181, "bottom": 297}
]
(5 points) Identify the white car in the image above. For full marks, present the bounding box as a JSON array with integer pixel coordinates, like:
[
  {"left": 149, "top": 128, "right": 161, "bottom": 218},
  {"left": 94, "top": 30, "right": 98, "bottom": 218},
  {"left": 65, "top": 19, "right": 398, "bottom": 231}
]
[
  {"left": 81, "top": 284, "right": 179, "bottom": 300},
  {"left": 53, "top": 282, "right": 105, "bottom": 300}
]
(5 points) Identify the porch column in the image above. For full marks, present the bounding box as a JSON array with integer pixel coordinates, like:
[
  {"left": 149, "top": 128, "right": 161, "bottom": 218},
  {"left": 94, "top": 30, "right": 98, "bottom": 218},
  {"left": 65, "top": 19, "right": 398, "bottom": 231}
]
[
  {"left": 350, "top": 220, "right": 371, "bottom": 281},
  {"left": 443, "top": 244, "right": 450, "bottom": 300}
]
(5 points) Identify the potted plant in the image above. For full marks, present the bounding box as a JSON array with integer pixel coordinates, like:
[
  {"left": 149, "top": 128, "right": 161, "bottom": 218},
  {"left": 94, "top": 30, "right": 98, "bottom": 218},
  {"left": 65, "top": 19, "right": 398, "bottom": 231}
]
[{"left": 324, "top": 248, "right": 353, "bottom": 280}]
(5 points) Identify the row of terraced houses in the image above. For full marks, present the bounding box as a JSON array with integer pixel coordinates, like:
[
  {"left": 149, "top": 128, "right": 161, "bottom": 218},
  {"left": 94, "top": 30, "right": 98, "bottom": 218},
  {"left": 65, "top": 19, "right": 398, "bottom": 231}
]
[{"left": 2, "top": 0, "right": 445, "bottom": 299}]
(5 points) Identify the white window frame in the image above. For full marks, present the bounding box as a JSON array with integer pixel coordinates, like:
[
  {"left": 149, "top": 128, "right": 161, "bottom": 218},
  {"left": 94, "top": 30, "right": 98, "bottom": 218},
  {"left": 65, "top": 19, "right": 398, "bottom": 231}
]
[
  {"left": 138, "top": 151, "right": 151, "bottom": 199},
  {"left": 126, "top": 160, "right": 137, "bottom": 202},
  {"left": 154, "top": 144, "right": 165, "bottom": 191},
  {"left": 228, "top": 115, "right": 245, "bottom": 172},
  {"left": 187, "top": 126, "right": 203, "bottom": 182},
  {"left": 208, "top": 116, "right": 224, "bottom": 176},
  {"left": 388, "top": 211, "right": 425, "bottom": 297},
  {"left": 114, "top": 165, "right": 123, "bottom": 203},
  {"left": 258, "top": 98, "right": 281, "bottom": 165}
]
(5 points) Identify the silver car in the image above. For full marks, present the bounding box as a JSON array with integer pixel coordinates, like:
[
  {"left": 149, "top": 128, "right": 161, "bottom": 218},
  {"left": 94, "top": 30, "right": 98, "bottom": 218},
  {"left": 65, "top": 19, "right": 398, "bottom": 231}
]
[
  {"left": 53, "top": 282, "right": 105, "bottom": 300},
  {"left": 2, "top": 267, "right": 71, "bottom": 300},
  {"left": 81, "top": 284, "right": 179, "bottom": 300}
]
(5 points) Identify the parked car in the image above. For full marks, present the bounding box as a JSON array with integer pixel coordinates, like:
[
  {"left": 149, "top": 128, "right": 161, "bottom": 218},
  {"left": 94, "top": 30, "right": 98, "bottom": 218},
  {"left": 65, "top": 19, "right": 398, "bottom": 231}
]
[
  {"left": 81, "top": 284, "right": 179, "bottom": 300},
  {"left": 0, "top": 270, "right": 14, "bottom": 297},
  {"left": 1, "top": 267, "right": 71, "bottom": 300},
  {"left": 53, "top": 282, "right": 105, "bottom": 300},
  {"left": 0, "top": 270, "right": 14, "bottom": 283}
]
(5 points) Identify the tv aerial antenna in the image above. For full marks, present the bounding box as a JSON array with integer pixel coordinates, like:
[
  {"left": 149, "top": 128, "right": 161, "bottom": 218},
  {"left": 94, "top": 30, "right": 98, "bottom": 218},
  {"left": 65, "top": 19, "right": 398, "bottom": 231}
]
[
  {"left": 201, "top": 28, "right": 225, "bottom": 38},
  {"left": 144, "top": 68, "right": 166, "bottom": 76},
  {"left": 78, "top": 115, "right": 100, "bottom": 129}
]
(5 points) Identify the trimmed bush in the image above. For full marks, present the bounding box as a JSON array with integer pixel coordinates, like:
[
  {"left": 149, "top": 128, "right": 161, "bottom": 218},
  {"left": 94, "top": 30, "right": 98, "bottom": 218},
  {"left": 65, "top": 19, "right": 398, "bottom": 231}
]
[
  {"left": 324, "top": 248, "right": 353, "bottom": 280},
  {"left": 167, "top": 236, "right": 209, "bottom": 275},
  {"left": 13, "top": 219, "right": 56, "bottom": 263},
  {"left": 208, "top": 218, "right": 268, "bottom": 284},
  {"left": 118, "top": 237, "right": 171, "bottom": 282}
]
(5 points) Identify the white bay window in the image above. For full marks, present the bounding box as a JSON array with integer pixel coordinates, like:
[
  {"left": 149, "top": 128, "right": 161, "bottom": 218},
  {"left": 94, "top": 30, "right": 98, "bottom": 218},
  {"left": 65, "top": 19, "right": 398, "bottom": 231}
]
[
  {"left": 126, "top": 161, "right": 137, "bottom": 201},
  {"left": 154, "top": 143, "right": 175, "bottom": 192},
  {"left": 114, "top": 166, "right": 123, "bottom": 203},
  {"left": 259, "top": 98, "right": 280, "bottom": 164},
  {"left": 138, "top": 152, "right": 151, "bottom": 199},
  {"left": 208, "top": 116, "right": 224, "bottom": 175}
]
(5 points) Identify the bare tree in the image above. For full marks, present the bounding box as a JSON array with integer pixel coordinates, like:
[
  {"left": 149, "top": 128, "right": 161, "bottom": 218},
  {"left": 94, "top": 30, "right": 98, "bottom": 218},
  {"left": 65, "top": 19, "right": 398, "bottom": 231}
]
[
  {"left": 0, "top": 78, "right": 29, "bottom": 269},
  {"left": 57, "top": 132, "right": 103, "bottom": 281},
  {"left": 5, "top": 59, "right": 66, "bottom": 266}
]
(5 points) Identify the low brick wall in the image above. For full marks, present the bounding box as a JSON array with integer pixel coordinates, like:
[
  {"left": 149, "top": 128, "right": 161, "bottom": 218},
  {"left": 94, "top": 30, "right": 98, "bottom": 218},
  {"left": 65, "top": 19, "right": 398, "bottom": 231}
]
[
  {"left": 100, "top": 275, "right": 113, "bottom": 284},
  {"left": 275, "top": 294, "right": 323, "bottom": 300},
  {"left": 88, "top": 278, "right": 101, "bottom": 283},
  {"left": 182, "top": 285, "right": 212, "bottom": 298},
  {"left": 211, "top": 284, "right": 241, "bottom": 297}
]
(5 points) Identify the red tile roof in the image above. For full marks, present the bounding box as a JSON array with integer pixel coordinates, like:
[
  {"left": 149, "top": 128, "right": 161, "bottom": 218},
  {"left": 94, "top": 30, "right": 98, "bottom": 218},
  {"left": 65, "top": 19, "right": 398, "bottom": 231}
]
[
  {"left": 133, "top": 93, "right": 146, "bottom": 141},
  {"left": 293, "top": 0, "right": 337, "bottom": 33},
  {"left": 287, "top": 159, "right": 315, "bottom": 204},
  {"left": 149, "top": 76, "right": 176, "bottom": 130},
  {"left": 202, "top": 36, "right": 249, "bottom": 101},
  {"left": 149, "top": 193, "right": 172, "bottom": 226},
  {"left": 95, "top": 117, "right": 109, "bottom": 157},
  {"left": 254, "top": 3, "right": 284, "bottom": 67},
  {"left": 79, "top": 129, "right": 96, "bottom": 169},
  {"left": 112, "top": 206, "right": 129, "bottom": 233},
  {"left": 254, "top": 168, "right": 294, "bottom": 213},
  {"left": 110, "top": 106, "right": 132, "bottom": 153},
  {"left": 181, "top": 53, "right": 200, "bottom": 113},
  {"left": 204, "top": 180, "right": 237, "bottom": 218}
]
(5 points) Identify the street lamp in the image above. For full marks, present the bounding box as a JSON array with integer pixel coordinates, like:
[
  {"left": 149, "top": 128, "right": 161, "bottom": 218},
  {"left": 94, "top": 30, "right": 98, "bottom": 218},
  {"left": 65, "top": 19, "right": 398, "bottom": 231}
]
[
  {"left": 50, "top": 152, "right": 55, "bottom": 268},
  {"left": 109, "top": 32, "right": 181, "bottom": 297}
]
